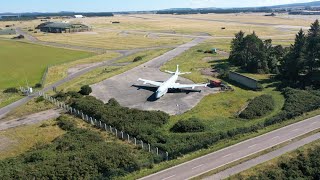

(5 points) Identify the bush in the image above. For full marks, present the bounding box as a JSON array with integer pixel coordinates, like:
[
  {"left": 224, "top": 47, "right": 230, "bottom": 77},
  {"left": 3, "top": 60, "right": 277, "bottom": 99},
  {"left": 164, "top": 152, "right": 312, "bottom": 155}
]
[
  {"left": 3, "top": 87, "right": 19, "bottom": 93},
  {"left": 171, "top": 118, "right": 205, "bottom": 133},
  {"left": 0, "top": 117, "right": 155, "bottom": 179},
  {"left": 56, "top": 116, "right": 77, "bottom": 131},
  {"left": 79, "top": 85, "right": 92, "bottom": 95},
  {"left": 34, "top": 83, "right": 42, "bottom": 88},
  {"left": 35, "top": 96, "right": 45, "bottom": 103},
  {"left": 133, "top": 56, "right": 143, "bottom": 62},
  {"left": 265, "top": 88, "right": 320, "bottom": 126},
  {"left": 239, "top": 95, "right": 274, "bottom": 119}
]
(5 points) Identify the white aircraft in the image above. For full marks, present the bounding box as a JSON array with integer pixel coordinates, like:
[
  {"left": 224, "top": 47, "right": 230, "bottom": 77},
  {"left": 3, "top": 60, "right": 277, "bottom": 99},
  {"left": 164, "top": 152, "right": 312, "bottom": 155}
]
[{"left": 138, "top": 65, "right": 208, "bottom": 99}]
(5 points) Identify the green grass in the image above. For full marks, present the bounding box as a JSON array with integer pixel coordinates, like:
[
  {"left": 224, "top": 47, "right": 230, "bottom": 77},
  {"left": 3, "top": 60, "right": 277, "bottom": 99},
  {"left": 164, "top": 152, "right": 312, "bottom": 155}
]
[
  {"left": 44, "top": 52, "right": 120, "bottom": 86},
  {"left": 0, "top": 39, "right": 93, "bottom": 89},
  {"left": 57, "top": 49, "right": 171, "bottom": 92}
]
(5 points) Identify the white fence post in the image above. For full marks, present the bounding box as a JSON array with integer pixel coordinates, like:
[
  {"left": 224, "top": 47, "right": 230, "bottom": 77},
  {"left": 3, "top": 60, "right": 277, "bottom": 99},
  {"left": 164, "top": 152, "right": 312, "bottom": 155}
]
[
  {"left": 141, "top": 140, "right": 143, "bottom": 148},
  {"left": 127, "top": 134, "right": 130, "bottom": 142},
  {"left": 148, "top": 144, "right": 151, "bottom": 152},
  {"left": 166, "top": 152, "right": 169, "bottom": 161},
  {"left": 134, "top": 138, "right": 137, "bottom": 145},
  {"left": 156, "top": 147, "right": 159, "bottom": 155}
]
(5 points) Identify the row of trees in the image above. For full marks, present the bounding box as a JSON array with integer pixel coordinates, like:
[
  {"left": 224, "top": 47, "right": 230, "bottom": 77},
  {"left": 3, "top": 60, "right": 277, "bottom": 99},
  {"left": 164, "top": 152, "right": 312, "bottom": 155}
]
[{"left": 229, "top": 20, "right": 320, "bottom": 88}]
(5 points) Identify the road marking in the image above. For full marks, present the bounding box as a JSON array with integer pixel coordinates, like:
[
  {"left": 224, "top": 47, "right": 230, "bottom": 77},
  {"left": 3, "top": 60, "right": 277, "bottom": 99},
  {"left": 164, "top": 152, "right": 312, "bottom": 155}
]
[
  {"left": 223, "top": 153, "right": 232, "bottom": 158},
  {"left": 162, "top": 175, "right": 176, "bottom": 180},
  {"left": 248, "top": 144, "right": 257, "bottom": 148},
  {"left": 271, "top": 136, "right": 280, "bottom": 140},
  {"left": 192, "top": 164, "right": 204, "bottom": 169}
]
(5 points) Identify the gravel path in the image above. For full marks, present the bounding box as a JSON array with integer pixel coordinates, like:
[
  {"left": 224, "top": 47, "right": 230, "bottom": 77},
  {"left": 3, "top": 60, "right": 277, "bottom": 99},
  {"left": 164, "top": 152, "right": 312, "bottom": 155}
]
[{"left": 0, "top": 109, "right": 61, "bottom": 131}]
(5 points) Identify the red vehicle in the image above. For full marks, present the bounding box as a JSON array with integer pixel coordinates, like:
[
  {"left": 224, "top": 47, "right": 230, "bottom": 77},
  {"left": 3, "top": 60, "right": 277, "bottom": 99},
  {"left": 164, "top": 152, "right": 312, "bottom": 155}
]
[{"left": 210, "top": 80, "right": 222, "bottom": 87}]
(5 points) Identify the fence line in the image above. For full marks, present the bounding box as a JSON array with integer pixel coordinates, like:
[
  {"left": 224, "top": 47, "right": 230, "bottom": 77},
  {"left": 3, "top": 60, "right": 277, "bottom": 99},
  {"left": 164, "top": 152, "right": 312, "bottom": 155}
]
[{"left": 39, "top": 91, "right": 169, "bottom": 161}]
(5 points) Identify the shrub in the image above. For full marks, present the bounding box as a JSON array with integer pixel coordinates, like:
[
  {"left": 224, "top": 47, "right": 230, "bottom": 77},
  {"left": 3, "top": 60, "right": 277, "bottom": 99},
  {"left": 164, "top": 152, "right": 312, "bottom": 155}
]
[
  {"left": 265, "top": 88, "right": 320, "bottom": 126},
  {"left": 3, "top": 87, "right": 19, "bottom": 93},
  {"left": 34, "top": 83, "right": 42, "bottom": 88},
  {"left": 239, "top": 95, "right": 274, "bottom": 119},
  {"left": 79, "top": 85, "right": 92, "bottom": 95},
  {"left": 56, "top": 116, "right": 77, "bottom": 131},
  {"left": 35, "top": 96, "right": 45, "bottom": 103},
  {"left": 171, "top": 118, "right": 205, "bottom": 133},
  {"left": 133, "top": 56, "right": 143, "bottom": 62}
]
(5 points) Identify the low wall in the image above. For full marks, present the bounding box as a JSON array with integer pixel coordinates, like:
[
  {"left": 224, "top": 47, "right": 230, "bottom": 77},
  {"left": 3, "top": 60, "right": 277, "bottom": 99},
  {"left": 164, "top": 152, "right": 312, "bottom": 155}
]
[{"left": 229, "top": 71, "right": 259, "bottom": 89}]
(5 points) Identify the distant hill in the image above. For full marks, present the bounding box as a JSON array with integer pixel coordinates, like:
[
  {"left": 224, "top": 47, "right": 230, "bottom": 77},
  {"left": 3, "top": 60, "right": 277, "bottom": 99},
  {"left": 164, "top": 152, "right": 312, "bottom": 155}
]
[{"left": 268, "top": 1, "right": 320, "bottom": 8}]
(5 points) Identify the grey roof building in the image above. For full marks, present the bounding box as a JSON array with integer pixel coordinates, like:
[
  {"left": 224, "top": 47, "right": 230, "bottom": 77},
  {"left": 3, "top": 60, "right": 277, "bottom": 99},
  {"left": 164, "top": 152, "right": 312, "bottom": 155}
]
[{"left": 39, "top": 22, "right": 90, "bottom": 33}]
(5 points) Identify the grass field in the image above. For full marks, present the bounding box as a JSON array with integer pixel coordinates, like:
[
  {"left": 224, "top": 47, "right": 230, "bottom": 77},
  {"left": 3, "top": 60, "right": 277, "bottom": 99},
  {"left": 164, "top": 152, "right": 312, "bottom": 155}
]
[
  {"left": 56, "top": 49, "right": 171, "bottom": 92},
  {"left": 45, "top": 51, "right": 120, "bottom": 86},
  {"left": 0, "top": 40, "right": 93, "bottom": 89},
  {"left": 160, "top": 41, "right": 285, "bottom": 134},
  {"left": 36, "top": 31, "right": 190, "bottom": 50}
]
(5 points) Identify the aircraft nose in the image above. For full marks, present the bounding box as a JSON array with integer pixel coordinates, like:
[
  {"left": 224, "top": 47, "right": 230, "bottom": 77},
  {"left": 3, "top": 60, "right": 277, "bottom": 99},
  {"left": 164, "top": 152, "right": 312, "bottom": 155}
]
[{"left": 155, "top": 91, "right": 161, "bottom": 99}]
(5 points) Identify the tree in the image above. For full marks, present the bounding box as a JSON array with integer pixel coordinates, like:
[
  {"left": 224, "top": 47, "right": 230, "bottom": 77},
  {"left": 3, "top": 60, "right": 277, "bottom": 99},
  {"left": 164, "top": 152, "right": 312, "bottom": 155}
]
[
  {"left": 229, "top": 31, "right": 245, "bottom": 66},
  {"left": 306, "top": 19, "right": 320, "bottom": 84},
  {"left": 280, "top": 29, "right": 306, "bottom": 84},
  {"left": 79, "top": 85, "right": 92, "bottom": 95}
]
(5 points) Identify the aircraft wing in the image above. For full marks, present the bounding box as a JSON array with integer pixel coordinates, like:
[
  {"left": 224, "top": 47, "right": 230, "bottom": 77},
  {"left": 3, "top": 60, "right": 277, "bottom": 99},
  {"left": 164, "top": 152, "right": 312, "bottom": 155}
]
[
  {"left": 138, "top": 78, "right": 162, "bottom": 87},
  {"left": 171, "top": 83, "right": 208, "bottom": 89}
]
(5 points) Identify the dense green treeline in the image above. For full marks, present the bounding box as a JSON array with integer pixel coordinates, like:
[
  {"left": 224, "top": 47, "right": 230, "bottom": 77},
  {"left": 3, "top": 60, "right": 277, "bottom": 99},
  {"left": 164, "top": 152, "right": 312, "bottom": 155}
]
[
  {"left": 0, "top": 116, "right": 156, "bottom": 179},
  {"left": 229, "top": 20, "right": 320, "bottom": 88}
]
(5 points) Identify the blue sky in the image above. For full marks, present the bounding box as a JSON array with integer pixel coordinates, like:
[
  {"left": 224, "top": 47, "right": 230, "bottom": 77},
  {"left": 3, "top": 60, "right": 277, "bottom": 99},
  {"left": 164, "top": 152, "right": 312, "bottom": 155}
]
[{"left": 0, "top": 0, "right": 316, "bottom": 13}]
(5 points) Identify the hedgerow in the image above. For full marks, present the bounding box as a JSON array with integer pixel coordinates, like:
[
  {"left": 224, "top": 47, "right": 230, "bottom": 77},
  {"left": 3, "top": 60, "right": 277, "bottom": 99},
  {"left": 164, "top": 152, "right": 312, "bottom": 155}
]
[{"left": 239, "top": 95, "right": 274, "bottom": 119}]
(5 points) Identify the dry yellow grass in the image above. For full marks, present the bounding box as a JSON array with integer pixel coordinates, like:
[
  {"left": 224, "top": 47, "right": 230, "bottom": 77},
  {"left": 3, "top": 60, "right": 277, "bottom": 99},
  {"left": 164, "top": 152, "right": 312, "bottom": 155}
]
[{"left": 0, "top": 120, "right": 65, "bottom": 160}]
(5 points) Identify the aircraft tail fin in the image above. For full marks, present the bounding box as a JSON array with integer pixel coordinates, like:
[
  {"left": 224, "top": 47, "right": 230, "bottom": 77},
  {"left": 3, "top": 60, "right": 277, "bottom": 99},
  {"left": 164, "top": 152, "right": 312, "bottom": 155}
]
[{"left": 165, "top": 65, "right": 191, "bottom": 75}]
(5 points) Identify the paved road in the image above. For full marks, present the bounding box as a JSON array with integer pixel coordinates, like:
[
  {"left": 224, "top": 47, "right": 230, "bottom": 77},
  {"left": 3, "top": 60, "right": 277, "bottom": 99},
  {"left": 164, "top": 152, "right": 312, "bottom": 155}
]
[
  {"left": 0, "top": 109, "right": 61, "bottom": 130},
  {"left": 91, "top": 37, "right": 221, "bottom": 115},
  {"left": 140, "top": 115, "right": 320, "bottom": 180},
  {"left": 207, "top": 132, "right": 320, "bottom": 179}
]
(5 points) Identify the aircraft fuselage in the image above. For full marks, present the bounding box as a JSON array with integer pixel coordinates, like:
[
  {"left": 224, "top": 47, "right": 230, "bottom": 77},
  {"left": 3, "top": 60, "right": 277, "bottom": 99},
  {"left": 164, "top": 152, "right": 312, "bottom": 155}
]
[{"left": 155, "top": 74, "right": 178, "bottom": 99}]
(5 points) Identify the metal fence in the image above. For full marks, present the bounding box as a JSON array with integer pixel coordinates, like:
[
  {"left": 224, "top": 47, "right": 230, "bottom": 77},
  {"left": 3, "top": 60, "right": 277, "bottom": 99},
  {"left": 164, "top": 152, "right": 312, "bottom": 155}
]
[{"left": 39, "top": 91, "right": 169, "bottom": 161}]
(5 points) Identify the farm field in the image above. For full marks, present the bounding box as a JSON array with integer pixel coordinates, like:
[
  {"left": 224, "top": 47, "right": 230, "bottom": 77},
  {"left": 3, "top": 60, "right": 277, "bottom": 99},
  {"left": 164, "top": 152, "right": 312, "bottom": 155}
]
[{"left": 0, "top": 40, "right": 93, "bottom": 89}]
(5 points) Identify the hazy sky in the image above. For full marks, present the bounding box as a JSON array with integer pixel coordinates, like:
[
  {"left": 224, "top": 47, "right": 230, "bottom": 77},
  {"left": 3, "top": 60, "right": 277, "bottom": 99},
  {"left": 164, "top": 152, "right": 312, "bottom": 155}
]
[{"left": 0, "top": 0, "right": 317, "bottom": 13}]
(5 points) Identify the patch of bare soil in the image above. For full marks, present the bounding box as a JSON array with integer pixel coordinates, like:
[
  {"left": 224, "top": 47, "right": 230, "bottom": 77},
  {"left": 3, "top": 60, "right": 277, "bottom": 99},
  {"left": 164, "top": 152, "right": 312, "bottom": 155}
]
[{"left": 201, "top": 68, "right": 219, "bottom": 77}]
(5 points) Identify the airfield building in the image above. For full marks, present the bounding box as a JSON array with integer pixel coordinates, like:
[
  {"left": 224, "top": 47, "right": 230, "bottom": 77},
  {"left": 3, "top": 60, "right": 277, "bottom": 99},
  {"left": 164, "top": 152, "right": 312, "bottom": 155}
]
[{"left": 38, "top": 22, "right": 90, "bottom": 33}]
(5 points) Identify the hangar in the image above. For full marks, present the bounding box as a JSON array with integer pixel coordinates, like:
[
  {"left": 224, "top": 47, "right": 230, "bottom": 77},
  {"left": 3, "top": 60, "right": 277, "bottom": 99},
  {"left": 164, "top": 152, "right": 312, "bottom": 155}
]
[{"left": 38, "top": 22, "right": 90, "bottom": 33}]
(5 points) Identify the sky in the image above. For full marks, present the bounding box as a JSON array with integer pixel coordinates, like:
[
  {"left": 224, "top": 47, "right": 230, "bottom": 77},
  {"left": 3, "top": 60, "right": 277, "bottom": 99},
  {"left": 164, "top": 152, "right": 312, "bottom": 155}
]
[{"left": 0, "top": 0, "right": 317, "bottom": 13}]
